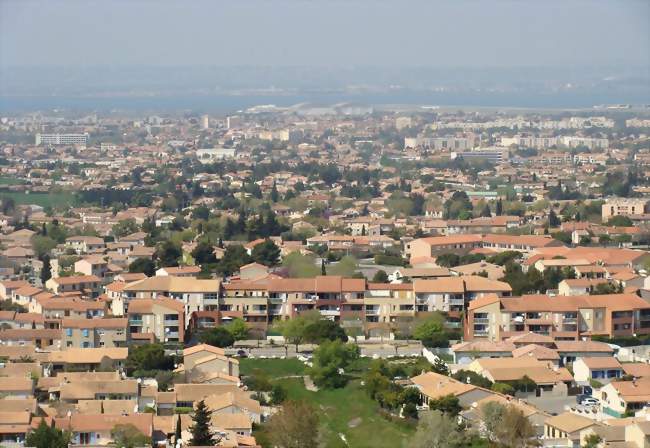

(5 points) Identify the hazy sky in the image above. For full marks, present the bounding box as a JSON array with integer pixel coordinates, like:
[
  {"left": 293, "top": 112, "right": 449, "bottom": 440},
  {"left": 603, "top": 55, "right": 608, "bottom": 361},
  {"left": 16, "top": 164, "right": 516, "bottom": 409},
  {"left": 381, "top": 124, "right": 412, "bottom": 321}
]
[{"left": 1, "top": 0, "right": 648, "bottom": 68}]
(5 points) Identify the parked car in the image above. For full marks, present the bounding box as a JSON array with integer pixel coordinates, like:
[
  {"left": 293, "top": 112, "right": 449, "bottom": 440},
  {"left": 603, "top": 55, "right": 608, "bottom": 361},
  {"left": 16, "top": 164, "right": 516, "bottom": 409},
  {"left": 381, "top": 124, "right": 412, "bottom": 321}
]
[{"left": 582, "top": 397, "right": 600, "bottom": 407}]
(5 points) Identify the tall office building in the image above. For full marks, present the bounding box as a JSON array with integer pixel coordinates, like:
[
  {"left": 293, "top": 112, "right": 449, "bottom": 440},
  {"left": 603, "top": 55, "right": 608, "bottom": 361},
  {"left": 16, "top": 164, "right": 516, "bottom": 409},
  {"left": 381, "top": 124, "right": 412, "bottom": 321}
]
[{"left": 201, "top": 115, "right": 209, "bottom": 130}]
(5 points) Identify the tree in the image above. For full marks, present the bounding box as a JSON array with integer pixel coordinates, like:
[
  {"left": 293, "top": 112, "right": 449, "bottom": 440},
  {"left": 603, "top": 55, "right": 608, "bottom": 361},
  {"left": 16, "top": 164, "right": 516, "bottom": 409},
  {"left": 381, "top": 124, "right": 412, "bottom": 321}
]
[
  {"left": 495, "top": 198, "right": 503, "bottom": 216},
  {"left": 410, "top": 410, "right": 469, "bottom": 448},
  {"left": 548, "top": 209, "right": 561, "bottom": 227},
  {"left": 412, "top": 313, "right": 445, "bottom": 343},
  {"left": 31, "top": 235, "right": 57, "bottom": 258},
  {"left": 198, "top": 327, "right": 235, "bottom": 348},
  {"left": 607, "top": 215, "right": 633, "bottom": 227},
  {"left": 434, "top": 253, "right": 461, "bottom": 268},
  {"left": 112, "top": 219, "right": 139, "bottom": 238},
  {"left": 479, "top": 202, "right": 492, "bottom": 217},
  {"left": 277, "top": 310, "right": 321, "bottom": 351},
  {"left": 270, "top": 181, "right": 279, "bottom": 202},
  {"left": 265, "top": 400, "right": 319, "bottom": 448},
  {"left": 366, "top": 269, "right": 387, "bottom": 285},
  {"left": 270, "top": 383, "right": 288, "bottom": 405},
  {"left": 452, "top": 370, "right": 493, "bottom": 388},
  {"left": 328, "top": 255, "right": 358, "bottom": 276},
  {"left": 583, "top": 434, "right": 602, "bottom": 448},
  {"left": 128, "top": 257, "right": 156, "bottom": 276},
  {"left": 189, "top": 400, "right": 217, "bottom": 446},
  {"left": 303, "top": 319, "right": 347, "bottom": 344},
  {"left": 226, "top": 318, "right": 249, "bottom": 340},
  {"left": 25, "top": 419, "right": 71, "bottom": 448},
  {"left": 192, "top": 205, "right": 211, "bottom": 221},
  {"left": 217, "top": 244, "right": 252, "bottom": 276},
  {"left": 428, "top": 394, "right": 461, "bottom": 416},
  {"left": 480, "top": 402, "right": 538, "bottom": 448},
  {"left": 40, "top": 254, "right": 51, "bottom": 284},
  {"left": 191, "top": 241, "right": 217, "bottom": 265},
  {"left": 321, "top": 258, "right": 326, "bottom": 275},
  {"left": 156, "top": 240, "right": 182, "bottom": 267},
  {"left": 491, "top": 382, "right": 515, "bottom": 395},
  {"left": 174, "top": 414, "right": 182, "bottom": 446},
  {"left": 126, "top": 343, "right": 175, "bottom": 373},
  {"left": 309, "top": 339, "right": 359, "bottom": 389},
  {"left": 251, "top": 239, "right": 281, "bottom": 266},
  {"left": 110, "top": 423, "right": 151, "bottom": 448}
]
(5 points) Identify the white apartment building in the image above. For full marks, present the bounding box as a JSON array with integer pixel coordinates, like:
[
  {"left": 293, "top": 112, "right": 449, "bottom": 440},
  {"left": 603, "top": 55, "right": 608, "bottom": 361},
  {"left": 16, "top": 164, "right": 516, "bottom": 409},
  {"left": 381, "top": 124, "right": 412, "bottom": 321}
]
[{"left": 35, "top": 133, "right": 89, "bottom": 146}]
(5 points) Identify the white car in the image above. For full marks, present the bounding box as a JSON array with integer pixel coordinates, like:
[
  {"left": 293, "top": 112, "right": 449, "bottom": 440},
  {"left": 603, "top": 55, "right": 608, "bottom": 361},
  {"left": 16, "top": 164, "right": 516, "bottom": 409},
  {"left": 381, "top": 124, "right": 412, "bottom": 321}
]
[{"left": 582, "top": 397, "right": 600, "bottom": 406}]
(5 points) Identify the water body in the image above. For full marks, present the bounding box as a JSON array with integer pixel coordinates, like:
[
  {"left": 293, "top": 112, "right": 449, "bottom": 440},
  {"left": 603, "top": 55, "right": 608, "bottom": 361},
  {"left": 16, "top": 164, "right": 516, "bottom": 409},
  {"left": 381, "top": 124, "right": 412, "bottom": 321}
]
[{"left": 1, "top": 89, "right": 648, "bottom": 113}]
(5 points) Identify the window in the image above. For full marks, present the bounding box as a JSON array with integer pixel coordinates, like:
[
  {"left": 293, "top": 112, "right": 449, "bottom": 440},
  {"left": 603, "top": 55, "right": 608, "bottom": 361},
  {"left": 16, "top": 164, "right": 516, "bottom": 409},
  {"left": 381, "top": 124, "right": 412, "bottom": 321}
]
[
  {"left": 66, "top": 328, "right": 72, "bottom": 337},
  {"left": 82, "top": 329, "right": 89, "bottom": 338}
]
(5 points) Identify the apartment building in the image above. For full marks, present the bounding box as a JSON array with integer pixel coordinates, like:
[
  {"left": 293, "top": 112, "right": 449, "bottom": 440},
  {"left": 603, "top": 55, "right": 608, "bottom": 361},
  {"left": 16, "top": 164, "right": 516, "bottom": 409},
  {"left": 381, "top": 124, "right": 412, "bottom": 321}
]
[
  {"left": 61, "top": 318, "right": 128, "bottom": 349},
  {"left": 38, "top": 297, "right": 106, "bottom": 327},
  {"left": 120, "top": 276, "right": 220, "bottom": 326},
  {"left": 602, "top": 198, "right": 650, "bottom": 221},
  {"left": 65, "top": 236, "right": 106, "bottom": 254},
  {"left": 35, "top": 133, "right": 89, "bottom": 146},
  {"left": 126, "top": 297, "right": 185, "bottom": 343},
  {"left": 465, "top": 293, "right": 650, "bottom": 342},
  {"left": 406, "top": 234, "right": 563, "bottom": 259}
]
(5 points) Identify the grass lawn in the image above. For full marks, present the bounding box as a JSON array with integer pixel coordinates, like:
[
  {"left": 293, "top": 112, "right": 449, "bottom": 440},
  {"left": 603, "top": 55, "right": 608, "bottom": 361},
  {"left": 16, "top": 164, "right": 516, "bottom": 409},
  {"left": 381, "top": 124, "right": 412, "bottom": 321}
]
[
  {"left": 248, "top": 358, "right": 415, "bottom": 448},
  {"left": 0, "top": 191, "right": 76, "bottom": 208},
  {"left": 259, "top": 378, "right": 415, "bottom": 448},
  {"left": 239, "top": 358, "right": 306, "bottom": 377}
]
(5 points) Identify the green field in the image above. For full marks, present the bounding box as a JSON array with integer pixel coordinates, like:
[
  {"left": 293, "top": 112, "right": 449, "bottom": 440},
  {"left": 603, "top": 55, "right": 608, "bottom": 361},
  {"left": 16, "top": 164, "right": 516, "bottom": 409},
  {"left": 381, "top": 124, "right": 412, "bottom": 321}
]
[
  {"left": 0, "top": 191, "right": 76, "bottom": 208},
  {"left": 248, "top": 358, "right": 415, "bottom": 448},
  {"left": 239, "top": 358, "right": 306, "bottom": 377}
]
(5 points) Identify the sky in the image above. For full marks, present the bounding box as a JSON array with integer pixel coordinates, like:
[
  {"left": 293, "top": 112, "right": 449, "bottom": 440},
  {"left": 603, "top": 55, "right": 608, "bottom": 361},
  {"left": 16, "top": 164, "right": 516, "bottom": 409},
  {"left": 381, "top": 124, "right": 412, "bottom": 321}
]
[{"left": 1, "top": 0, "right": 649, "bottom": 69}]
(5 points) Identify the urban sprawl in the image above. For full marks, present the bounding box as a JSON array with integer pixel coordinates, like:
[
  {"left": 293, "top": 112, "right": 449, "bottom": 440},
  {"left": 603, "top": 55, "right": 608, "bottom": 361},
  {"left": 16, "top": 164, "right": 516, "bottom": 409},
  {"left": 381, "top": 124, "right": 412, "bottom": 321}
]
[{"left": 1, "top": 107, "right": 650, "bottom": 447}]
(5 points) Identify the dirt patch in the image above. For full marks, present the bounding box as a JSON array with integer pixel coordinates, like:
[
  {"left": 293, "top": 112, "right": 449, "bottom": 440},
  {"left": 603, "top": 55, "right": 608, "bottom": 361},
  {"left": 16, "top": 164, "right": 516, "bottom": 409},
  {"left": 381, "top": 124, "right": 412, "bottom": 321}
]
[{"left": 348, "top": 417, "right": 362, "bottom": 428}]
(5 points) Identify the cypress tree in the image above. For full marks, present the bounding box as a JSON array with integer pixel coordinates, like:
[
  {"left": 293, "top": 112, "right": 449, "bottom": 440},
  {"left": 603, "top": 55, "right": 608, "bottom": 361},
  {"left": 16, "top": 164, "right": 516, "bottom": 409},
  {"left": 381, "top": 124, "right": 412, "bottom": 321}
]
[{"left": 174, "top": 414, "right": 182, "bottom": 446}]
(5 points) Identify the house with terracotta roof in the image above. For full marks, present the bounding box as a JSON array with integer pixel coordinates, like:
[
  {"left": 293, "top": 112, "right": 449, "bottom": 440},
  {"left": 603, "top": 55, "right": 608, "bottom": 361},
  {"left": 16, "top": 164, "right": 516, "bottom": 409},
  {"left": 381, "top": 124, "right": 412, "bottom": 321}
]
[
  {"left": 181, "top": 344, "right": 239, "bottom": 384},
  {"left": 544, "top": 412, "right": 598, "bottom": 445},
  {"left": 467, "top": 357, "right": 574, "bottom": 394},
  {"left": 0, "top": 328, "right": 62, "bottom": 349},
  {"left": 45, "top": 275, "right": 101, "bottom": 297},
  {"left": 596, "top": 377, "right": 650, "bottom": 417},
  {"left": 53, "top": 413, "right": 153, "bottom": 446},
  {"left": 155, "top": 265, "right": 201, "bottom": 277},
  {"left": 410, "top": 371, "right": 495, "bottom": 408},
  {"left": 573, "top": 357, "right": 623, "bottom": 384}
]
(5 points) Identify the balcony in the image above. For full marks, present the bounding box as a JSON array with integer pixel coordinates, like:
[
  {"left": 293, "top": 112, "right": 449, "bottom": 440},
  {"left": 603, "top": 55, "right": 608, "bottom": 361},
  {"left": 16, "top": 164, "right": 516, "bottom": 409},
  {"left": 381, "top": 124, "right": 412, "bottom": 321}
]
[
  {"left": 473, "top": 318, "right": 490, "bottom": 324},
  {"left": 129, "top": 319, "right": 143, "bottom": 325},
  {"left": 473, "top": 330, "right": 489, "bottom": 337},
  {"left": 320, "top": 310, "right": 340, "bottom": 317},
  {"left": 163, "top": 319, "right": 179, "bottom": 325},
  {"left": 365, "top": 307, "right": 379, "bottom": 316},
  {"left": 449, "top": 299, "right": 465, "bottom": 307}
]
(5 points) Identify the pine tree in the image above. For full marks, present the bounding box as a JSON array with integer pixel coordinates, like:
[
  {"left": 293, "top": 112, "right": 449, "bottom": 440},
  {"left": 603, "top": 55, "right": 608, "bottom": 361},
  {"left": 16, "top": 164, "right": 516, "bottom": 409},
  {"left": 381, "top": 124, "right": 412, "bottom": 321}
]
[
  {"left": 361, "top": 225, "right": 366, "bottom": 236},
  {"left": 189, "top": 400, "right": 217, "bottom": 446},
  {"left": 548, "top": 210, "right": 560, "bottom": 228},
  {"left": 321, "top": 259, "right": 326, "bottom": 275}
]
